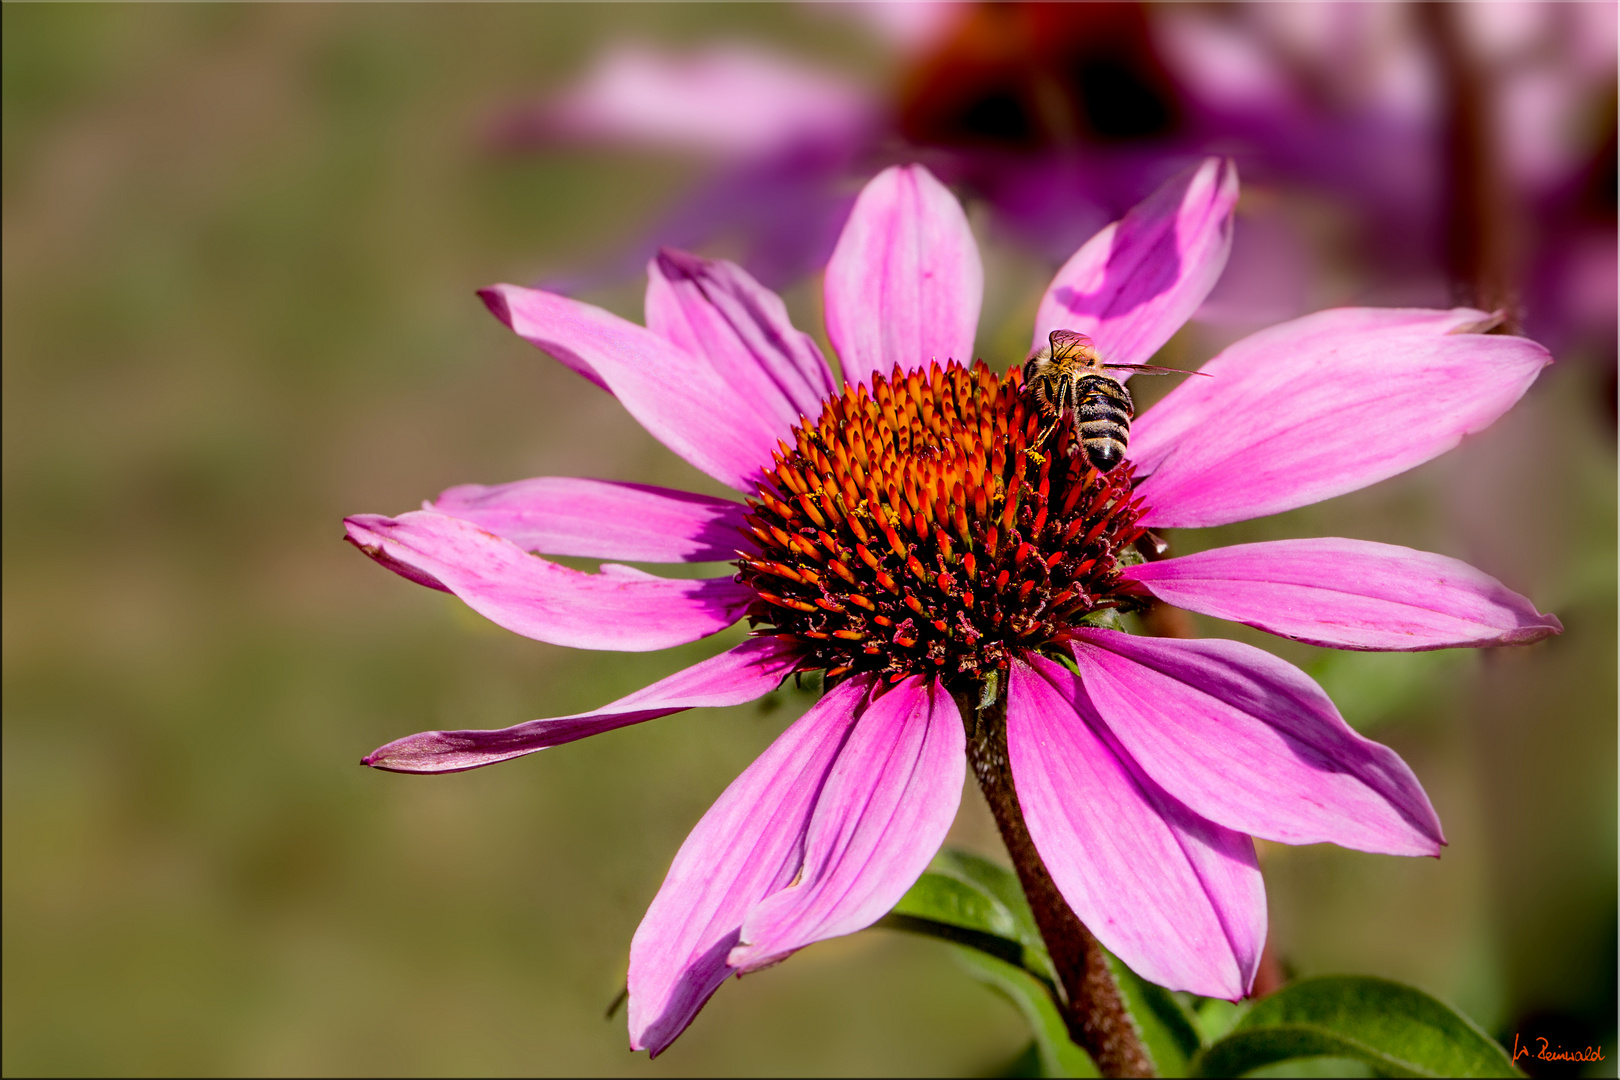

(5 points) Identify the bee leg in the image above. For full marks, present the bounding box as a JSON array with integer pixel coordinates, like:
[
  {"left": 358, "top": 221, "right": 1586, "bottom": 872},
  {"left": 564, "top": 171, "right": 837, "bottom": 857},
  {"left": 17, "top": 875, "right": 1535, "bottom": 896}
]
[{"left": 1027, "top": 419, "right": 1059, "bottom": 464}]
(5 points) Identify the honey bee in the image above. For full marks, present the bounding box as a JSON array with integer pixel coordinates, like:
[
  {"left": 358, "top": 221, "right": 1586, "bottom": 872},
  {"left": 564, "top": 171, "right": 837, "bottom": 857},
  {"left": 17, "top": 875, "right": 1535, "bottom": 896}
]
[{"left": 1022, "top": 329, "right": 1201, "bottom": 472}]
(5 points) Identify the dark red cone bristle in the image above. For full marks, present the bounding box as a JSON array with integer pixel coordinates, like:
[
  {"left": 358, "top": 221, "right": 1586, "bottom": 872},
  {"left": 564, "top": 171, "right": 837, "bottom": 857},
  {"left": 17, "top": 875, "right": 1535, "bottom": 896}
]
[{"left": 737, "top": 360, "right": 1148, "bottom": 689}]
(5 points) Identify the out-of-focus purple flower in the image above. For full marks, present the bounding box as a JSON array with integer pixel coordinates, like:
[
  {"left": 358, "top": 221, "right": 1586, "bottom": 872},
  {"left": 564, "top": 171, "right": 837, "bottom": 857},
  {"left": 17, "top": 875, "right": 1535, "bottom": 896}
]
[
  {"left": 1456, "top": 1, "right": 1618, "bottom": 371},
  {"left": 347, "top": 160, "right": 1559, "bottom": 1054},
  {"left": 492, "top": 41, "right": 877, "bottom": 294},
  {"left": 492, "top": 42, "right": 877, "bottom": 160},
  {"left": 497, "top": 5, "right": 1215, "bottom": 288},
  {"left": 1156, "top": 2, "right": 1617, "bottom": 358},
  {"left": 501, "top": 3, "right": 1614, "bottom": 360}
]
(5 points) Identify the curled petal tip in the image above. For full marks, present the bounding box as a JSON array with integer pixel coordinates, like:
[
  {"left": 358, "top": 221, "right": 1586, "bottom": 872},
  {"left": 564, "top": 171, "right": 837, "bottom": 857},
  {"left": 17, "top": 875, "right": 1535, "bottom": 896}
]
[
  {"left": 476, "top": 285, "right": 511, "bottom": 324},
  {"left": 654, "top": 246, "right": 704, "bottom": 274},
  {"left": 344, "top": 514, "right": 452, "bottom": 593},
  {"left": 725, "top": 941, "right": 792, "bottom": 973},
  {"left": 1493, "top": 623, "right": 1563, "bottom": 648},
  {"left": 357, "top": 750, "right": 440, "bottom": 774},
  {"left": 360, "top": 732, "right": 471, "bottom": 774},
  {"left": 1445, "top": 310, "right": 1507, "bottom": 336},
  {"left": 360, "top": 746, "right": 414, "bottom": 771},
  {"left": 362, "top": 639, "right": 798, "bottom": 776}
]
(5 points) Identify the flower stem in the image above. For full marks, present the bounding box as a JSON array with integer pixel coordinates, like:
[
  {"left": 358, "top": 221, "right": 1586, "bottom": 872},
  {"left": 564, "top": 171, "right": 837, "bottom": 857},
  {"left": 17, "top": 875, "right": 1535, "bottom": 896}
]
[
  {"left": 1418, "top": 1, "right": 1521, "bottom": 333},
  {"left": 954, "top": 687, "right": 1155, "bottom": 1078}
]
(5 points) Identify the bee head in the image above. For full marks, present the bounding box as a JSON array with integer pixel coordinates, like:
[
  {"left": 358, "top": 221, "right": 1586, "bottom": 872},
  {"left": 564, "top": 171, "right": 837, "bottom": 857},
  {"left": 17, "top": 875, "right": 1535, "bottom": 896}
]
[
  {"left": 1050, "top": 329, "right": 1101, "bottom": 365},
  {"left": 1028, "top": 328, "right": 1103, "bottom": 369}
]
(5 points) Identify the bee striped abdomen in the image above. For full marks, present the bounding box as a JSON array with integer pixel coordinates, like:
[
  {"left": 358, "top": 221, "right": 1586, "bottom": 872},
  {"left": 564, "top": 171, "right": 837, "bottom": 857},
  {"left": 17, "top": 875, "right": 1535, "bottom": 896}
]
[{"left": 1074, "top": 374, "right": 1133, "bottom": 472}]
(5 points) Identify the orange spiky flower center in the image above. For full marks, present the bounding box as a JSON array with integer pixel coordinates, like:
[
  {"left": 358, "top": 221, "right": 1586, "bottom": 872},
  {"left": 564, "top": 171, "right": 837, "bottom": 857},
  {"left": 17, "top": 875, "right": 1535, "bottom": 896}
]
[{"left": 737, "top": 359, "right": 1150, "bottom": 689}]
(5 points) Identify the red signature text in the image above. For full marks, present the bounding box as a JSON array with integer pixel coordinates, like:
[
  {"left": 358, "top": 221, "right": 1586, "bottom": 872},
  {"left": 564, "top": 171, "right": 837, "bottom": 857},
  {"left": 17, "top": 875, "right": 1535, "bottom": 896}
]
[{"left": 1512, "top": 1033, "right": 1606, "bottom": 1064}]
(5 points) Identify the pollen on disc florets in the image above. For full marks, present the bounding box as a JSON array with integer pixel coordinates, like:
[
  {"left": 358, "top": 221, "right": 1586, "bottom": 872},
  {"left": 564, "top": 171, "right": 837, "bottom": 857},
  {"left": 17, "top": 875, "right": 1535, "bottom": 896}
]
[{"left": 736, "top": 359, "right": 1150, "bottom": 689}]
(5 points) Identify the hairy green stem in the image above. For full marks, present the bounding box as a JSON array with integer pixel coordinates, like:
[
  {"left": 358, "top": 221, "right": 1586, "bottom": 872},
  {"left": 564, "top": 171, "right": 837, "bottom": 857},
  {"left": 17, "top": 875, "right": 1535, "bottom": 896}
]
[{"left": 953, "top": 687, "right": 1155, "bottom": 1078}]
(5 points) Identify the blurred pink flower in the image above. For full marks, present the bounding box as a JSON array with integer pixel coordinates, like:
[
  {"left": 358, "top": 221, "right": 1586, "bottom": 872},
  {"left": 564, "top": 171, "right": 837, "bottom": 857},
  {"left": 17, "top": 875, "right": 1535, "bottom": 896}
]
[
  {"left": 493, "top": 42, "right": 876, "bottom": 160},
  {"left": 506, "top": 4, "right": 1614, "bottom": 359},
  {"left": 1157, "top": 2, "right": 1617, "bottom": 355},
  {"left": 346, "top": 159, "right": 1560, "bottom": 1054},
  {"left": 492, "top": 39, "right": 873, "bottom": 296}
]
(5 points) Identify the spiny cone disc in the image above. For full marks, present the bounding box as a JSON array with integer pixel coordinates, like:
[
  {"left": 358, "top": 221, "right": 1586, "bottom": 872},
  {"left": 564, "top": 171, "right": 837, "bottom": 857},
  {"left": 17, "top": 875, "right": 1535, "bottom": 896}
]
[{"left": 737, "top": 360, "right": 1149, "bottom": 688}]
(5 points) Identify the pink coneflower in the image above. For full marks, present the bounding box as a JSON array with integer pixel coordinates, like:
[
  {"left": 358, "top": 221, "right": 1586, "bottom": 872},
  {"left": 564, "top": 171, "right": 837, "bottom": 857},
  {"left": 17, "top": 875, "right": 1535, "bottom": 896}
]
[{"left": 345, "top": 158, "right": 1559, "bottom": 1060}]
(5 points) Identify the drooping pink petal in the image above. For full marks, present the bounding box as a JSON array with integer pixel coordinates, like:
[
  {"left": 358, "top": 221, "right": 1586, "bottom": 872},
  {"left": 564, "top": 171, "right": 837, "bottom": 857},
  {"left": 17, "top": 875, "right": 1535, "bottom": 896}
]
[
  {"left": 479, "top": 284, "right": 781, "bottom": 491},
  {"left": 729, "top": 677, "right": 964, "bottom": 971},
  {"left": 1130, "top": 307, "right": 1501, "bottom": 476},
  {"left": 1033, "top": 157, "right": 1238, "bottom": 368},
  {"left": 628, "top": 676, "right": 871, "bottom": 1056},
  {"left": 430, "top": 476, "right": 747, "bottom": 563},
  {"left": 645, "top": 249, "right": 837, "bottom": 433},
  {"left": 1122, "top": 538, "right": 1563, "bottom": 651},
  {"left": 1007, "top": 659, "right": 1264, "bottom": 1000},
  {"left": 363, "top": 637, "right": 800, "bottom": 774},
  {"left": 1127, "top": 304, "right": 1503, "bottom": 472},
  {"left": 1129, "top": 307, "right": 1552, "bottom": 527},
  {"left": 823, "top": 164, "right": 983, "bottom": 387},
  {"left": 344, "top": 511, "right": 752, "bottom": 651},
  {"left": 1066, "top": 629, "right": 1445, "bottom": 856}
]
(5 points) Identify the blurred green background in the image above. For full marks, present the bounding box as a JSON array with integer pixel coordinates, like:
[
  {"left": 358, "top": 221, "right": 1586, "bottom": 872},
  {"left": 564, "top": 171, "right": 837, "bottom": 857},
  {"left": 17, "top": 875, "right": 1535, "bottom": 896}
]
[{"left": 3, "top": 5, "right": 1614, "bottom": 1076}]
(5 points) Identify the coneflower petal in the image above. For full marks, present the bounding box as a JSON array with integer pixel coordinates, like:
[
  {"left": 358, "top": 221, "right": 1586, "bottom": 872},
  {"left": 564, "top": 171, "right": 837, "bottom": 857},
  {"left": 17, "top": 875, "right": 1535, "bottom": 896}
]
[
  {"left": 362, "top": 636, "right": 800, "bottom": 774},
  {"left": 430, "top": 476, "right": 747, "bottom": 563},
  {"left": 1129, "top": 307, "right": 1552, "bottom": 528},
  {"left": 1122, "top": 538, "right": 1563, "bottom": 650},
  {"left": 647, "top": 248, "right": 837, "bottom": 433},
  {"left": 344, "top": 511, "right": 752, "bottom": 651},
  {"left": 730, "top": 676, "right": 963, "bottom": 971},
  {"left": 1064, "top": 629, "right": 1446, "bottom": 856},
  {"left": 629, "top": 676, "right": 872, "bottom": 1057},
  {"left": 824, "top": 163, "right": 983, "bottom": 388},
  {"left": 1032, "top": 157, "right": 1238, "bottom": 369},
  {"left": 479, "top": 283, "right": 782, "bottom": 491},
  {"left": 1007, "top": 658, "right": 1264, "bottom": 1001}
]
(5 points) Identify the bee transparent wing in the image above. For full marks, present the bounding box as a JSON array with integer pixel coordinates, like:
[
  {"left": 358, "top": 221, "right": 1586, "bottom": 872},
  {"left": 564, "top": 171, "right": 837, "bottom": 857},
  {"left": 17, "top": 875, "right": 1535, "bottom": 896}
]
[
  {"left": 1048, "top": 329, "right": 1094, "bottom": 361},
  {"left": 1102, "top": 363, "right": 1213, "bottom": 377}
]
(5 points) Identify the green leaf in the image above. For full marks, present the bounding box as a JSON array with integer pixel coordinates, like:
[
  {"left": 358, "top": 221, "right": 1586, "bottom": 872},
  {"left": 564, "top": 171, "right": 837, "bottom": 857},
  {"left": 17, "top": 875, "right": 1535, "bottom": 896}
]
[
  {"left": 1245, "top": 1057, "right": 1375, "bottom": 1077},
  {"left": 929, "top": 848, "right": 1042, "bottom": 944},
  {"left": 1191, "top": 976, "right": 1523, "bottom": 1078},
  {"left": 884, "top": 850, "right": 1057, "bottom": 984},
  {"left": 1191, "top": 997, "right": 1249, "bottom": 1045},
  {"left": 877, "top": 910, "right": 1029, "bottom": 971},
  {"left": 879, "top": 850, "right": 1095, "bottom": 1075},
  {"left": 952, "top": 946, "right": 1099, "bottom": 1078},
  {"left": 886, "top": 850, "right": 1290, "bottom": 1078},
  {"left": 1105, "top": 951, "right": 1204, "bottom": 1076}
]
